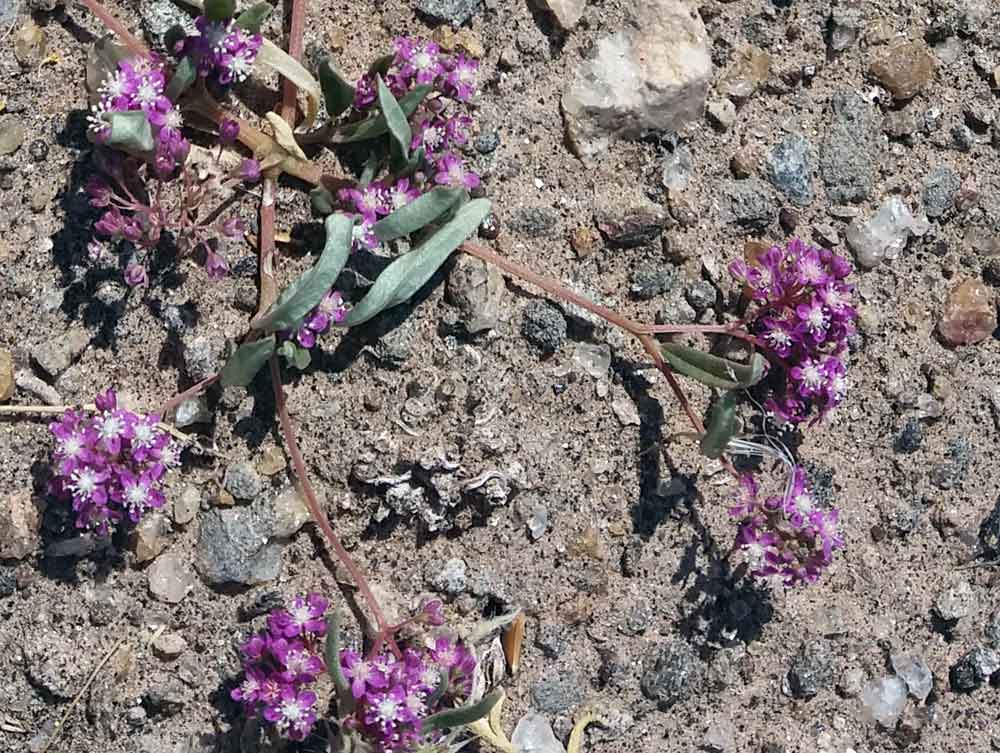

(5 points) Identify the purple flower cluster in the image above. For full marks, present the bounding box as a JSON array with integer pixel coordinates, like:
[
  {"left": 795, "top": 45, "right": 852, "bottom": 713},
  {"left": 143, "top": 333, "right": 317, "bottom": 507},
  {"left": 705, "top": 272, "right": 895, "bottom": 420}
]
[
  {"left": 289, "top": 289, "right": 347, "bottom": 348},
  {"left": 339, "top": 636, "right": 476, "bottom": 752},
  {"left": 729, "top": 239, "right": 857, "bottom": 425},
  {"left": 728, "top": 467, "right": 844, "bottom": 586},
  {"left": 87, "top": 55, "right": 190, "bottom": 178},
  {"left": 47, "top": 390, "right": 180, "bottom": 535},
  {"left": 177, "top": 16, "right": 263, "bottom": 87},
  {"left": 232, "top": 593, "right": 478, "bottom": 751},
  {"left": 231, "top": 593, "right": 329, "bottom": 741}
]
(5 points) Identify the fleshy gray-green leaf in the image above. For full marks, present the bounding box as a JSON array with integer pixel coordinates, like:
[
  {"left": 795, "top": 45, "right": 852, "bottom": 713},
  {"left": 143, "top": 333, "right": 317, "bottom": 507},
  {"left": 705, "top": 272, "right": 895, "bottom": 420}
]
[
  {"left": 373, "top": 187, "right": 463, "bottom": 242},
  {"left": 165, "top": 55, "right": 197, "bottom": 101},
  {"left": 660, "top": 343, "right": 766, "bottom": 390},
  {"left": 106, "top": 110, "right": 154, "bottom": 153},
  {"left": 377, "top": 76, "right": 411, "bottom": 170},
  {"left": 699, "top": 390, "right": 740, "bottom": 459},
  {"left": 234, "top": 1, "right": 271, "bottom": 32},
  {"left": 204, "top": 0, "right": 235, "bottom": 22},
  {"left": 340, "top": 198, "right": 491, "bottom": 327},
  {"left": 421, "top": 690, "right": 502, "bottom": 734},
  {"left": 310, "top": 187, "right": 335, "bottom": 216},
  {"left": 276, "top": 339, "right": 312, "bottom": 370},
  {"left": 368, "top": 53, "right": 394, "bottom": 77},
  {"left": 319, "top": 59, "right": 355, "bottom": 119},
  {"left": 333, "top": 86, "right": 432, "bottom": 143},
  {"left": 220, "top": 336, "right": 276, "bottom": 387},
  {"left": 252, "top": 213, "right": 353, "bottom": 333},
  {"left": 324, "top": 611, "right": 356, "bottom": 716}
]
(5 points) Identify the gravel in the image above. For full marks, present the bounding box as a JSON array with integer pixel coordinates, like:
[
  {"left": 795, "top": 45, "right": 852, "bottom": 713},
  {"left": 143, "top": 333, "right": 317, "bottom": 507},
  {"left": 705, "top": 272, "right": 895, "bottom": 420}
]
[{"left": 521, "top": 300, "right": 568, "bottom": 353}]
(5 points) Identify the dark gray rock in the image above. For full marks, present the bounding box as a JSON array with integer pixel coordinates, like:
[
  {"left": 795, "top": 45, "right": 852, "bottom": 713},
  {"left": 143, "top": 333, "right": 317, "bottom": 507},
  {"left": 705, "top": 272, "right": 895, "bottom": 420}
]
[
  {"left": 530, "top": 672, "right": 585, "bottom": 714},
  {"left": 596, "top": 212, "right": 665, "bottom": 249},
  {"left": 821, "top": 91, "right": 879, "bottom": 203},
  {"left": 474, "top": 130, "right": 500, "bottom": 154},
  {"left": 950, "top": 646, "right": 1000, "bottom": 692},
  {"left": 196, "top": 501, "right": 282, "bottom": 586},
  {"left": 619, "top": 600, "right": 654, "bottom": 635},
  {"left": 930, "top": 437, "right": 972, "bottom": 490},
  {"left": 894, "top": 418, "right": 924, "bottom": 453},
  {"left": 922, "top": 166, "right": 961, "bottom": 218},
  {"left": 719, "top": 178, "right": 778, "bottom": 231},
  {"left": 985, "top": 612, "right": 1000, "bottom": 648},
  {"left": 509, "top": 207, "right": 558, "bottom": 238},
  {"left": 640, "top": 640, "right": 705, "bottom": 708},
  {"left": 766, "top": 134, "right": 814, "bottom": 206},
  {"left": 629, "top": 263, "right": 675, "bottom": 300},
  {"left": 978, "top": 496, "right": 1000, "bottom": 557},
  {"left": 223, "top": 462, "right": 264, "bottom": 502},
  {"left": 785, "top": 638, "right": 837, "bottom": 698},
  {"left": 415, "top": 0, "right": 482, "bottom": 25},
  {"left": 951, "top": 123, "right": 975, "bottom": 152},
  {"left": 521, "top": 300, "right": 567, "bottom": 353},
  {"left": 535, "top": 623, "right": 569, "bottom": 658}
]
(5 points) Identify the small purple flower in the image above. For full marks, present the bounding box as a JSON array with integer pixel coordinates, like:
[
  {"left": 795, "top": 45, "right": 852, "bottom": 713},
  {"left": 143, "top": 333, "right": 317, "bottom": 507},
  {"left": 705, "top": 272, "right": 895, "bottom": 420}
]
[
  {"left": 443, "top": 54, "right": 478, "bottom": 100},
  {"left": 262, "top": 686, "right": 317, "bottom": 741},
  {"left": 341, "top": 650, "right": 388, "bottom": 699},
  {"left": 268, "top": 593, "right": 329, "bottom": 637},
  {"left": 205, "top": 250, "right": 230, "bottom": 280},
  {"left": 433, "top": 153, "right": 480, "bottom": 190},
  {"left": 221, "top": 216, "right": 245, "bottom": 238},
  {"left": 219, "top": 118, "right": 241, "bottom": 144},
  {"left": 124, "top": 262, "right": 148, "bottom": 287},
  {"left": 240, "top": 158, "right": 262, "bottom": 183}
]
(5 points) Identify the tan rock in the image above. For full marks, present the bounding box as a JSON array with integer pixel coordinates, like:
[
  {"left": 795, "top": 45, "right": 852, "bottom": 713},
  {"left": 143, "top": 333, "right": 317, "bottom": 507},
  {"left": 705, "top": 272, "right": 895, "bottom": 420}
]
[
  {"left": 0, "top": 490, "right": 45, "bottom": 559},
  {"left": 0, "top": 349, "right": 13, "bottom": 402},
  {"left": 538, "top": 0, "right": 586, "bottom": 30},
  {"left": 870, "top": 41, "right": 936, "bottom": 100},
  {"left": 938, "top": 279, "right": 996, "bottom": 346}
]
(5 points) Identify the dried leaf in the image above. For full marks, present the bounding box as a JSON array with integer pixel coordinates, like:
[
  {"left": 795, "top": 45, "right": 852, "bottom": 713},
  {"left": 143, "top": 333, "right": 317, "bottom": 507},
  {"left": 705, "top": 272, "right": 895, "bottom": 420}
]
[
  {"left": 567, "top": 711, "right": 601, "bottom": 753},
  {"left": 264, "top": 112, "right": 308, "bottom": 161},
  {"left": 501, "top": 613, "right": 525, "bottom": 675},
  {"left": 256, "top": 39, "right": 322, "bottom": 131}
]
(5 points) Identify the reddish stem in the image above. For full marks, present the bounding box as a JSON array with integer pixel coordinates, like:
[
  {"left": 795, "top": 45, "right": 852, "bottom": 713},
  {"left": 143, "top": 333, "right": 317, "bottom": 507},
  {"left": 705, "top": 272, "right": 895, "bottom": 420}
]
[
  {"left": 79, "top": 0, "right": 148, "bottom": 57},
  {"left": 280, "top": 0, "right": 308, "bottom": 125},
  {"left": 268, "top": 356, "right": 393, "bottom": 640},
  {"left": 255, "top": 178, "right": 279, "bottom": 322},
  {"left": 160, "top": 374, "right": 219, "bottom": 417}
]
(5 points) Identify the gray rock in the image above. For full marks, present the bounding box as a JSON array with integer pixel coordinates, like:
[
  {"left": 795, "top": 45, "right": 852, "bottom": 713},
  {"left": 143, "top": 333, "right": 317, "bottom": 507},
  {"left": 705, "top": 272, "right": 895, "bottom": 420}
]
[
  {"left": 140, "top": 0, "right": 198, "bottom": 53},
  {"left": 0, "top": 0, "right": 18, "bottom": 25},
  {"left": 894, "top": 418, "right": 924, "bottom": 453},
  {"left": 661, "top": 142, "right": 694, "bottom": 190},
  {"left": 597, "top": 212, "right": 664, "bottom": 248},
  {"left": 535, "top": 623, "right": 568, "bottom": 658},
  {"left": 428, "top": 557, "right": 467, "bottom": 595},
  {"left": 538, "top": 0, "right": 586, "bottom": 29},
  {"left": 561, "top": 0, "right": 711, "bottom": 160},
  {"left": 922, "top": 166, "right": 961, "bottom": 218},
  {"left": 950, "top": 646, "right": 1000, "bottom": 692},
  {"left": 883, "top": 109, "right": 919, "bottom": 141},
  {"left": 474, "top": 130, "right": 500, "bottom": 154},
  {"left": 182, "top": 335, "right": 224, "bottom": 383},
  {"left": 619, "top": 600, "right": 654, "bottom": 635},
  {"left": 446, "top": 254, "right": 504, "bottom": 333},
  {"left": 979, "top": 496, "right": 1000, "bottom": 557},
  {"left": 415, "top": 0, "right": 482, "bottom": 25},
  {"left": 951, "top": 123, "right": 975, "bottom": 152},
  {"left": 861, "top": 676, "right": 907, "bottom": 727},
  {"left": 820, "top": 91, "right": 879, "bottom": 203},
  {"left": 685, "top": 279, "right": 717, "bottom": 311},
  {"left": 719, "top": 178, "right": 778, "bottom": 231},
  {"left": 828, "top": 1, "right": 865, "bottom": 52},
  {"left": 766, "top": 134, "right": 814, "bottom": 206},
  {"left": 657, "top": 292, "right": 697, "bottom": 325},
  {"left": 640, "top": 640, "right": 705, "bottom": 708},
  {"left": 784, "top": 639, "right": 837, "bottom": 698},
  {"left": 706, "top": 99, "right": 737, "bottom": 131},
  {"left": 173, "top": 396, "right": 211, "bottom": 428},
  {"left": 890, "top": 653, "right": 933, "bottom": 701},
  {"left": 31, "top": 327, "right": 89, "bottom": 379},
  {"left": 930, "top": 437, "right": 972, "bottom": 490},
  {"left": 629, "top": 263, "right": 675, "bottom": 300},
  {"left": 223, "top": 461, "right": 264, "bottom": 502},
  {"left": 521, "top": 300, "right": 567, "bottom": 353},
  {"left": 530, "top": 672, "right": 586, "bottom": 714},
  {"left": 369, "top": 304, "right": 420, "bottom": 370},
  {"left": 985, "top": 612, "right": 1000, "bottom": 648},
  {"left": 196, "top": 501, "right": 282, "bottom": 586},
  {"left": 271, "top": 486, "right": 312, "bottom": 538},
  {"left": 509, "top": 207, "right": 559, "bottom": 238},
  {"left": 934, "top": 580, "right": 975, "bottom": 622}
]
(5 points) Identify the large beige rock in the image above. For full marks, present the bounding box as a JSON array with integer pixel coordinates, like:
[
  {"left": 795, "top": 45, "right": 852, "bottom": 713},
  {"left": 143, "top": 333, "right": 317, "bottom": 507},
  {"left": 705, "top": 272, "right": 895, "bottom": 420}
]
[{"left": 561, "top": 0, "right": 711, "bottom": 161}]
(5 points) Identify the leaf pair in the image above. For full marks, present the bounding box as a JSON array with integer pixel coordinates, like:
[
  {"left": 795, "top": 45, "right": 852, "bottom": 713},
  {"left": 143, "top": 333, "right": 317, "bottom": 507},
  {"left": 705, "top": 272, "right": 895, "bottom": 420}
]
[{"left": 660, "top": 342, "right": 766, "bottom": 391}]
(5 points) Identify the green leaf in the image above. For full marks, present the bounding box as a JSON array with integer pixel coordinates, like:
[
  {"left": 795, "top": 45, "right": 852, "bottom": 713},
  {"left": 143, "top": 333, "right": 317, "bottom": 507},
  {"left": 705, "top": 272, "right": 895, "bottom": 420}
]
[
  {"left": 421, "top": 690, "right": 502, "bottom": 734},
  {"left": 220, "top": 336, "right": 276, "bottom": 387},
  {"left": 340, "top": 198, "right": 491, "bottom": 327},
  {"left": 660, "top": 343, "right": 767, "bottom": 390},
  {"left": 310, "top": 187, "right": 335, "bottom": 216},
  {"left": 234, "top": 1, "right": 272, "bottom": 32},
  {"left": 319, "top": 59, "right": 355, "bottom": 119},
  {"left": 324, "top": 611, "right": 355, "bottom": 716},
  {"left": 359, "top": 152, "right": 380, "bottom": 187},
  {"left": 699, "top": 391, "right": 740, "bottom": 459},
  {"left": 165, "top": 55, "right": 197, "bottom": 101},
  {"left": 373, "top": 187, "right": 463, "bottom": 242},
  {"left": 105, "top": 110, "right": 154, "bottom": 153},
  {"left": 252, "top": 213, "right": 354, "bottom": 333},
  {"left": 276, "top": 340, "right": 312, "bottom": 370},
  {"left": 204, "top": 0, "right": 235, "bottom": 22},
  {"left": 333, "top": 86, "right": 432, "bottom": 143},
  {"left": 377, "top": 76, "right": 411, "bottom": 170},
  {"left": 368, "top": 53, "right": 394, "bottom": 78}
]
